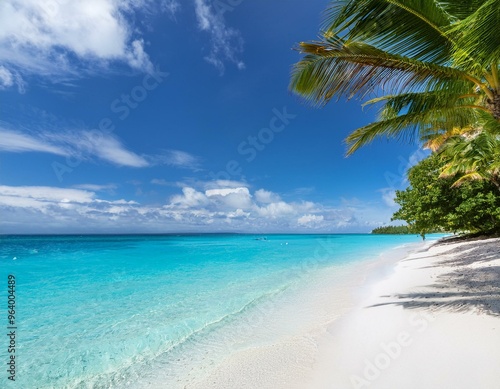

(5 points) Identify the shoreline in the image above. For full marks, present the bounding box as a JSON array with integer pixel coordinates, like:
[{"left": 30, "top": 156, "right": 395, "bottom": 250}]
[
  {"left": 175, "top": 236, "right": 500, "bottom": 389},
  {"left": 173, "top": 238, "right": 431, "bottom": 389}
]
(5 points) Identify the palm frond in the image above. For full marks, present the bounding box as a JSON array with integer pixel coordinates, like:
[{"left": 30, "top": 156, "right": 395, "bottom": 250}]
[
  {"left": 290, "top": 38, "right": 478, "bottom": 105},
  {"left": 422, "top": 126, "right": 477, "bottom": 151},
  {"left": 449, "top": 0, "right": 500, "bottom": 70},
  {"left": 290, "top": 0, "right": 500, "bottom": 168},
  {"left": 363, "top": 89, "right": 480, "bottom": 120},
  {"left": 439, "top": 1, "right": 487, "bottom": 19},
  {"left": 437, "top": 129, "right": 500, "bottom": 186},
  {"left": 344, "top": 106, "right": 480, "bottom": 155},
  {"left": 324, "top": 0, "right": 454, "bottom": 63},
  {"left": 449, "top": 172, "right": 484, "bottom": 187}
]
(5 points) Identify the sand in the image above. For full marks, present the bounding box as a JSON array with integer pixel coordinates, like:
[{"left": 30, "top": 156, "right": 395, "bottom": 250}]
[
  {"left": 184, "top": 237, "right": 500, "bottom": 389},
  {"left": 313, "top": 236, "right": 500, "bottom": 389}
]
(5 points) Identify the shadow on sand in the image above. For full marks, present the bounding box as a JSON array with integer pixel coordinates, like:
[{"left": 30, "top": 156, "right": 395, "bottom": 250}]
[{"left": 369, "top": 238, "right": 500, "bottom": 317}]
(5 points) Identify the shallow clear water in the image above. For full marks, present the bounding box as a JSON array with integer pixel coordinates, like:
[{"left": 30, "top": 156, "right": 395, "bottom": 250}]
[{"left": 0, "top": 234, "right": 436, "bottom": 388}]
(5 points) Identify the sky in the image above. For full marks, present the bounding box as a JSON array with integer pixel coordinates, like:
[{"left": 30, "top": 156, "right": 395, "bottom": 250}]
[{"left": 0, "top": 0, "right": 426, "bottom": 234}]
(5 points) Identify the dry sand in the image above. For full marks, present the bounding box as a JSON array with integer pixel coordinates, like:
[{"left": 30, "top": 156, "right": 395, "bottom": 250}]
[{"left": 313, "top": 236, "right": 500, "bottom": 389}]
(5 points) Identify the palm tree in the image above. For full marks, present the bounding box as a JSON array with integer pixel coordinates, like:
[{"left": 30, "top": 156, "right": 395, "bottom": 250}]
[
  {"left": 290, "top": 0, "right": 500, "bottom": 157},
  {"left": 427, "top": 128, "right": 500, "bottom": 190}
]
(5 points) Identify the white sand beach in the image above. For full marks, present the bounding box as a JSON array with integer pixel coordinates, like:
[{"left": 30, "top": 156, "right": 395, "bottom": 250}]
[
  {"left": 187, "top": 237, "right": 500, "bottom": 389},
  {"left": 313, "top": 236, "right": 500, "bottom": 389}
]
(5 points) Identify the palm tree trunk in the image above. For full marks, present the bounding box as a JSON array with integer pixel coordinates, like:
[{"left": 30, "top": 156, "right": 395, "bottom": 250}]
[{"left": 487, "top": 93, "right": 500, "bottom": 120}]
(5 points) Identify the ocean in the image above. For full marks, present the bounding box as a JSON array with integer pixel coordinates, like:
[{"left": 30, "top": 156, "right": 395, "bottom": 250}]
[{"left": 0, "top": 234, "right": 435, "bottom": 388}]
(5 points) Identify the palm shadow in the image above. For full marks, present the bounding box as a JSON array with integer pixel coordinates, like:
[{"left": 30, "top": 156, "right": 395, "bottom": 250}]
[{"left": 369, "top": 238, "right": 500, "bottom": 317}]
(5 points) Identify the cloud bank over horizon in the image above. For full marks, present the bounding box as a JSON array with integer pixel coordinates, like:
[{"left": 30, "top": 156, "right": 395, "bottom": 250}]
[{"left": 0, "top": 182, "right": 390, "bottom": 234}]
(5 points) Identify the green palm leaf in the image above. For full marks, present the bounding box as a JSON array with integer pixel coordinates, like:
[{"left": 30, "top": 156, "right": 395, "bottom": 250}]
[
  {"left": 291, "top": 38, "right": 480, "bottom": 104},
  {"left": 324, "top": 0, "right": 454, "bottom": 63},
  {"left": 449, "top": 0, "right": 500, "bottom": 71},
  {"left": 290, "top": 0, "right": 500, "bottom": 188},
  {"left": 345, "top": 106, "right": 481, "bottom": 155}
]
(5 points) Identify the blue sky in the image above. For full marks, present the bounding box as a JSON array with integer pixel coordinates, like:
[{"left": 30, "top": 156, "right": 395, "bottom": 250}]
[{"left": 0, "top": 0, "right": 425, "bottom": 234}]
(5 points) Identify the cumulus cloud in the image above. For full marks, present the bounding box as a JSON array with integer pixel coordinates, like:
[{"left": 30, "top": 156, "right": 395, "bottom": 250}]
[
  {"left": 0, "top": 183, "right": 395, "bottom": 234},
  {"left": 169, "top": 187, "right": 210, "bottom": 209},
  {"left": 0, "top": 0, "right": 178, "bottom": 89},
  {"left": 0, "top": 0, "right": 244, "bottom": 88},
  {"left": 297, "top": 214, "right": 325, "bottom": 226},
  {"left": 204, "top": 180, "right": 248, "bottom": 189},
  {"left": 206, "top": 187, "right": 253, "bottom": 210},
  {"left": 193, "top": 0, "right": 245, "bottom": 73},
  {"left": 255, "top": 189, "right": 281, "bottom": 204}
]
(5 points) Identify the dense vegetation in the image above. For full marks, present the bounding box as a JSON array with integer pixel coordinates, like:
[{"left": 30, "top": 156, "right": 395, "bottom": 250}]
[
  {"left": 371, "top": 225, "right": 411, "bottom": 234},
  {"left": 392, "top": 154, "right": 500, "bottom": 238}
]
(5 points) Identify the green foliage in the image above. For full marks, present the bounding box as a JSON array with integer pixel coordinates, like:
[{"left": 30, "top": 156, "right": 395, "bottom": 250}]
[
  {"left": 290, "top": 0, "right": 500, "bottom": 161},
  {"left": 437, "top": 129, "right": 500, "bottom": 188},
  {"left": 371, "top": 225, "right": 411, "bottom": 234},
  {"left": 392, "top": 154, "right": 500, "bottom": 238}
]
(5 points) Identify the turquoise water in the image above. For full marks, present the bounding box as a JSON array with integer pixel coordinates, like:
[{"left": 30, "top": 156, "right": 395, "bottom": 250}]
[{"left": 0, "top": 234, "right": 436, "bottom": 388}]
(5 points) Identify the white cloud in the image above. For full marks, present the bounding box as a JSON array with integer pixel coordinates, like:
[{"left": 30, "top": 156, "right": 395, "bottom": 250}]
[
  {"left": 0, "top": 66, "right": 24, "bottom": 92},
  {"left": 255, "top": 189, "right": 281, "bottom": 204},
  {"left": 204, "top": 180, "right": 248, "bottom": 189},
  {"left": 194, "top": 0, "right": 212, "bottom": 30},
  {"left": 255, "top": 201, "right": 295, "bottom": 219},
  {"left": 90, "top": 134, "right": 149, "bottom": 167},
  {"left": 0, "top": 183, "right": 396, "bottom": 234},
  {"left": 0, "top": 127, "right": 149, "bottom": 168},
  {"left": 0, "top": 0, "right": 243, "bottom": 88},
  {"left": 206, "top": 187, "right": 253, "bottom": 210},
  {"left": 169, "top": 187, "right": 210, "bottom": 209},
  {"left": 0, "top": 0, "right": 177, "bottom": 89},
  {"left": 205, "top": 187, "right": 248, "bottom": 197},
  {"left": 152, "top": 150, "right": 202, "bottom": 170},
  {"left": 297, "top": 214, "right": 324, "bottom": 226},
  {"left": 0, "top": 185, "right": 95, "bottom": 204},
  {"left": 0, "top": 128, "right": 67, "bottom": 155},
  {"left": 72, "top": 183, "right": 117, "bottom": 193},
  {"left": 379, "top": 188, "right": 397, "bottom": 207},
  {"left": 193, "top": 0, "right": 244, "bottom": 73},
  {"left": 0, "top": 66, "right": 12, "bottom": 88},
  {"left": 2, "top": 127, "right": 205, "bottom": 170},
  {"left": 161, "top": 0, "right": 181, "bottom": 18}
]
